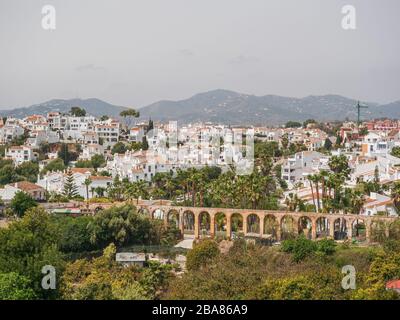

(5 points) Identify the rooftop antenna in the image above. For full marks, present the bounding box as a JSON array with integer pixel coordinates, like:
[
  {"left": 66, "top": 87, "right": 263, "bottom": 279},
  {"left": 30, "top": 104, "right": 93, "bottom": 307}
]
[{"left": 356, "top": 101, "right": 368, "bottom": 126}]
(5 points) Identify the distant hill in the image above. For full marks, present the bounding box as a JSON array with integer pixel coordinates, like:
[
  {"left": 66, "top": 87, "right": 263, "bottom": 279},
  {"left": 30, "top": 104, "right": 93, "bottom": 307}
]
[
  {"left": 1, "top": 91, "right": 399, "bottom": 125},
  {"left": 138, "top": 89, "right": 400, "bottom": 125},
  {"left": 0, "top": 98, "right": 127, "bottom": 118}
]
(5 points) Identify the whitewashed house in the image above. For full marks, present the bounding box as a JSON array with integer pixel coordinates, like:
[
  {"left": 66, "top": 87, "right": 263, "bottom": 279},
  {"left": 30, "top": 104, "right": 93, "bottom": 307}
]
[
  {"left": 5, "top": 145, "right": 36, "bottom": 166},
  {"left": 0, "top": 181, "right": 46, "bottom": 202}
]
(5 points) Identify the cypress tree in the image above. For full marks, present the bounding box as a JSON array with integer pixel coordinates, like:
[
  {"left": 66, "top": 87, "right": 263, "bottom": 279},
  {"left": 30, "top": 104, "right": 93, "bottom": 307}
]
[{"left": 63, "top": 168, "right": 79, "bottom": 199}]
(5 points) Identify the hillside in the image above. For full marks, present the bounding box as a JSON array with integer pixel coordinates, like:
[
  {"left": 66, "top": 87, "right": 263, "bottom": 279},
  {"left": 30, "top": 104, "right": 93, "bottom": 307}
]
[
  {"left": 1, "top": 91, "right": 399, "bottom": 125},
  {"left": 0, "top": 98, "right": 127, "bottom": 118},
  {"left": 138, "top": 89, "right": 397, "bottom": 125}
]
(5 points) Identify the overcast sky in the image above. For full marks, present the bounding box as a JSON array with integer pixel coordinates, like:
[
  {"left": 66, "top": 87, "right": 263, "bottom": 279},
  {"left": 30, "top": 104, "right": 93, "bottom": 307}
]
[{"left": 0, "top": 0, "right": 399, "bottom": 109}]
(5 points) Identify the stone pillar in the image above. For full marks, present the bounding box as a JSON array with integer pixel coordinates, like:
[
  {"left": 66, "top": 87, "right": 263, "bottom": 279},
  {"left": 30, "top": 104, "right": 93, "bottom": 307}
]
[
  {"left": 365, "top": 221, "right": 371, "bottom": 243},
  {"left": 179, "top": 212, "right": 184, "bottom": 236},
  {"left": 311, "top": 219, "right": 317, "bottom": 240},
  {"left": 276, "top": 218, "right": 282, "bottom": 241},
  {"left": 329, "top": 219, "right": 335, "bottom": 239},
  {"left": 226, "top": 214, "right": 232, "bottom": 240},
  {"left": 243, "top": 214, "right": 248, "bottom": 235},
  {"left": 347, "top": 219, "right": 353, "bottom": 241},
  {"left": 163, "top": 211, "right": 168, "bottom": 228},
  {"left": 385, "top": 225, "right": 390, "bottom": 239},
  {"left": 194, "top": 212, "right": 200, "bottom": 239},
  {"left": 259, "top": 214, "right": 265, "bottom": 237},
  {"left": 293, "top": 218, "right": 299, "bottom": 237},
  {"left": 210, "top": 214, "right": 215, "bottom": 238}
]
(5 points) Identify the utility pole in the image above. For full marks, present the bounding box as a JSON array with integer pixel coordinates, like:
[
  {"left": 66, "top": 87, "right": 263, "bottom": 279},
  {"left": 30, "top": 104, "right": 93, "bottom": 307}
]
[{"left": 356, "top": 101, "right": 368, "bottom": 126}]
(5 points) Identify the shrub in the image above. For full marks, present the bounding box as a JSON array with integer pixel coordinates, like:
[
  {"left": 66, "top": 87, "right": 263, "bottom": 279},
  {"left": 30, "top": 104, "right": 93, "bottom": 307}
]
[{"left": 186, "top": 240, "right": 220, "bottom": 271}]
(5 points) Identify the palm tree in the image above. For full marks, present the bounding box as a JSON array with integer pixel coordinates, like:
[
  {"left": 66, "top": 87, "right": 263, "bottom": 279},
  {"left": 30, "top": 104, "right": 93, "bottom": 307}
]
[
  {"left": 308, "top": 174, "right": 321, "bottom": 212},
  {"left": 83, "top": 177, "right": 92, "bottom": 209},
  {"left": 307, "top": 174, "right": 317, "bottom": 211},
  {"left": 319, "top": 170, "right": 329, "bottom": 211},
  {"left": 126, "top": 181, "right": 149, "bottom": 204}
]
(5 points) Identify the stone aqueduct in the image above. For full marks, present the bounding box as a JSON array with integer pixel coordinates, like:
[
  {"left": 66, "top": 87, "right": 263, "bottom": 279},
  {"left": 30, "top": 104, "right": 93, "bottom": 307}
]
[
  {"left": 139, "top": 205, "right": 399, "bottom": 243},
  {"left": 80, "top": 201, "right": 399, "bottom": 243}
]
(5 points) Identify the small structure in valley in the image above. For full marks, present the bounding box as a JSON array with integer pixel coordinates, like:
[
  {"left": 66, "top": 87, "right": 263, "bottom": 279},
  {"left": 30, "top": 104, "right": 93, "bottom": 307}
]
[{"left": 116, "top": 252, "right": 146, "bottom": 267}]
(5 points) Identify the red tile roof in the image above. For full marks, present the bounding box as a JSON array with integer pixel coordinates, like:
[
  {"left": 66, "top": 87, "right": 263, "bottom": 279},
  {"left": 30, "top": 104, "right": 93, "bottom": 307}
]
[
  {"left": 13, "top": 181, "right": 45, "bottom": 192},
  {"left": 386, "top": 280, "right": 400, "bottom": 290}
]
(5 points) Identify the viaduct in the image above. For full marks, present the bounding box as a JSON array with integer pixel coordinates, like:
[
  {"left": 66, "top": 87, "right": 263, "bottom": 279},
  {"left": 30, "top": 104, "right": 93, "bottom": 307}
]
[
  {"left": 59, "top": 201, "right": 399, "bottom": 243},
  {"left": 139, "top": 204, "right": 399, "bottom": 243}
]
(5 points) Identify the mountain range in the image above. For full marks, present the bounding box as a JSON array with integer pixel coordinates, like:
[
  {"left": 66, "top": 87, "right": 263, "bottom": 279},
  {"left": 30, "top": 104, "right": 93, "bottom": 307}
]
[
  {"left": 0, "top": 98, "right": 127, "bottom": 119},
  {"left": 1, "top": 90, "right": 399, "bottom": 125}
]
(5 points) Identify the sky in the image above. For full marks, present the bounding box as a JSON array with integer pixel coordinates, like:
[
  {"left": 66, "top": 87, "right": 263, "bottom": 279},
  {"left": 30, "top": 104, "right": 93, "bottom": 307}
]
[{"left": 0, "top": 0, "right": 399, "bottom": 109}]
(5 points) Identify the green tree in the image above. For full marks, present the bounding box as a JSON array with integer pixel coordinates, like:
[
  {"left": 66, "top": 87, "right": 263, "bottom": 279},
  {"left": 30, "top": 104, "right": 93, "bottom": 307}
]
[
  {"left": 391, "top": 146, "right": 400, "bottom": 159},
  {"left": 84, "top": 177, "right": 92, "bottom": 200},
  {"left": 359, "top": 127, "right": 369, "bottom": 136},
  {"left": 91, "top": 154, "right": 106, "bottom": 169},
  {"left": 0, "top": 207, "right": 65, "bottom": 299},
  {"left": 186, "top": 240, "right": 220, "bottom": 271},
  {"left": 328, "top": 155, "right": 350, "bottom": 178},
  {"left": 10, "top": 191, "right": 37, "bottom": 218},
  {"left": 63, "top": 169, "right": 79, "bottom": 199},
  {"left": 15, "top": 162, "right": 39, "bottom": 183},
  {"left": 303, "top": 119, "right": 317, "bottom": 127},
  {"left": 281, "top": 236, "right": 317, "bottom": 262},
  {"left": 147, "top": 119, "right": 154, "bottom": 133},
  {"left": 41, "top": 158, "right": 66, "bottom": 175},
  {"left": 111, "top": 142, "right": 127, "bottom": 155},
  {"left": 142, "top": 136, "right": 149, "bottom": 151},
  {"left": 285, "top": 121, "right": 302, "bottom": 128},
  {"left": 58, "top": 143, "right": 70, "bottom": 166},
  {"left": 0, "top": 272, "right": 38, "bottom": 300},
  {"left": 324, "top": 138, "right": 333, "bottom": 151},
  {"left": 70, "top": 107, "right": 86, "bottom": 117},
  {"left": 120, "top": 108, "right": 140, "bottom": 129},
  {"left": 52, "top": 215, "right": 95, "bottom": 253},
  {"left": 87, "top": 204, "right": 154, "bottom": 247}
]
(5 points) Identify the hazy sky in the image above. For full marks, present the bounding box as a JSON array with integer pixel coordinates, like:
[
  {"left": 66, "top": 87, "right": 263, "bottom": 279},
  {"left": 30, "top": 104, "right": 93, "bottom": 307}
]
[{"left": 0, "top": 0, "right": 399, "bottom": 109}]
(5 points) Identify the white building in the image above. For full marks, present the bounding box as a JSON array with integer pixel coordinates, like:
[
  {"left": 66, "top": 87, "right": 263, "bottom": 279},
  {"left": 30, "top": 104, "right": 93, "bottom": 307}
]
[
  {"left": 80, "top": 144, "right": 105, "bottom": 160},
  {"left": 95, "top": 121, "right": 120, "bottom": 147},
  {"left": 37, "top": 168, "right": 112, "bottom": 199},
  {"left": 362, "top": 192, "right": 397, "bottom": 217},
  {"left": 5, "top": 145, "right": 36, "bottom": 166},
  {"left": 26, "top": 129, "right": 59, "bottom": 148},
  {"left": 129, "top": 126, "right": 145, "bottom": 143},
  {"left": 0, "top": 118, "right": 25, "bottom": 144},
  {"left": 0, "top": 181, "right": 46, "bottom": 202},
  {"left": 281, "top": 151, "right": 328, "bottom": 187}
]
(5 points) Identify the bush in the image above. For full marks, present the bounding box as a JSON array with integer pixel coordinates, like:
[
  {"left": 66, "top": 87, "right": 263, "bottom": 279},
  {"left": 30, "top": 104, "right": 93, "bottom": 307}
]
[
  {"left": 186, "top": 240, "right": 219, "bottom": 271},
  {"left": 316, "top": 238, "right": 336, "bottom": 256},
  {"left": 281, "top": 236, "right": 317, "bottom": 262},
  {"left": 0, "top": 272, "right": 38, "bottom": 300},
  {"left": 52, "top": 216, "right": 96, "bottom": 253},
  {"left": 10, "top": 191, "right": 37, "bottom": 217}
]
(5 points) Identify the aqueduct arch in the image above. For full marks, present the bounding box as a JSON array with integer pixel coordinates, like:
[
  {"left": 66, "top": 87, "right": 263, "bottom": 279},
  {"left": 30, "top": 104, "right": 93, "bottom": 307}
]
[
  {"left": 144, "top": 204, "right": 396, "bottom": 243},
  {"left": 333, "top": 218, "right": 348, "bottom": 241},
  {"left": 166, "top": 209, "right": 180, "bottom": 228},
  {"left": 298, "top": 216, "right": 312, "bottom": 239},
  {"left": 246, "top": 214, "right": 260, "bottom": 234}
]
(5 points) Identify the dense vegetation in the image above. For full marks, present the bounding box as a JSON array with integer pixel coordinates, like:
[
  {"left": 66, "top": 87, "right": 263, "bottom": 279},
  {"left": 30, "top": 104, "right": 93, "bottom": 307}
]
[
  {"left": 165, "top": 238, "right": 400, "bottom": 300},
  {"left": 0, "top": 204, "right": 181, "bottom": 300}
]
